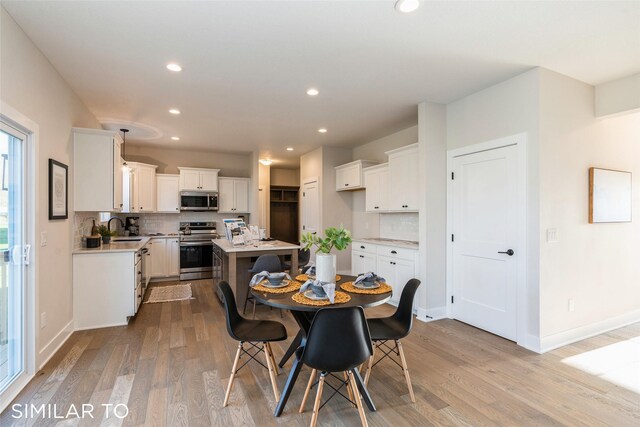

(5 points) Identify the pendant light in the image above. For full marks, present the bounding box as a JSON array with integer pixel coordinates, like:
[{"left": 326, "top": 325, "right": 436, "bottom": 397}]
[{"left": 120, "top": 128, "right": 130, "bottom": 170}]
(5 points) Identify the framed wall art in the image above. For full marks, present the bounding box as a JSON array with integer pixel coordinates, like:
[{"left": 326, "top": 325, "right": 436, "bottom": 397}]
[
  {"left": 589, "top": 167, "right": 632, "bottom": 223},
  {"left": 49, "top": 158, "right": 68, "bottom": 220}
]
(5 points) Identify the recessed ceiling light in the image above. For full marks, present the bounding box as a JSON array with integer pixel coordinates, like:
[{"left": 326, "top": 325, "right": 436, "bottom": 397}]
[
  {"left": 306, "top": 88, "right": 319, "bottom": 96},
  {"left": 318, "top": 128, "right": 327, "bottom": 133},
  {"left": 259, "top": 159, "right": 273, "bottom": 166},
  {"left": 169, "top": 109, "right": 181, "bottom": 115},
  {"left": 166, "top": 63, "right": 182, "bottom": 72},
  {"left": 286, "top": 147, "right": 294, "bottom": 151},
  {"left": 395, "top": 0, "right": 420, "bottom": 13},
  {"left": 171, "top": 136, "right": 180, "bottom": 141}
]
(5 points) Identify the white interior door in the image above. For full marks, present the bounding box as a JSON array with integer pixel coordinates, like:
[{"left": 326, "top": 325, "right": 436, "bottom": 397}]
[
  {"left": 451, "top": 144, "right": 518, "bottom": 340},
  {"left": 301, "top": 178, "right": 320, "bottom": 237}
]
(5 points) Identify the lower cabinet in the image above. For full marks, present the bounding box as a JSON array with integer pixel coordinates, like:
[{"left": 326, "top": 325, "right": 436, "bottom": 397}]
[
  {"left": 350, "top": 240, "right": 417, "bottom": 305},
  {"left": 149, "top": 237, "right": 180, "bottom": 279}
]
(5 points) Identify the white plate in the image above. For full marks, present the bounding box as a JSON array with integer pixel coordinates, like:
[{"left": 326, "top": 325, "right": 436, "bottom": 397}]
[
  {"left": 354, "top": 281, "right": 381, "bottom": 290},
  {"left": 262, "top": 279, "right": 290, "bottom": 289},
  {"left": 303, "top": 289, "right": 328, "bottom": 300}
]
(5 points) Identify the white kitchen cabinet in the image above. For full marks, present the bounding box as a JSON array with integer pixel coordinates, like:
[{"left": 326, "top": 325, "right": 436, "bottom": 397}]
[
  {"left": 363, "top": 164, "right": 389, "bottom": 212},
  {"left": 387, "top": 143, "right": 419, "bottom": 211},
  {"left": 73, "top": 128, "right": 123, "bottom": 212},
  {"left": 219, "top": 177, "right": 250, "bottom": 213},
  {"left": 123, "top": 162, "right": 157, "bottom": 212},
  {"left": 351, "top": 250, "right": 377, "bottom": 276},
  {"left": 148, "top": 239, "right": 167, "bottom": 278},
  {"left": 156, "top": 174, "right": 180, "bottom": 213},
  {"left": 73, "top": 244, "right": 147, "bottom": 330},
  {"left": 149, "top": 237, "right": 180, "bottom": 279},
  {"left": 168, "top": 238, "right": 180, "bottom": 277},
  {"left": 178, "top": 167, "right": 220, "bottom": 191},
  {"left": 351, "top": 240, "right": 418, "bottom": 306},
  {"left": 335, "top": 160, "right": 378, "bottom": 191}
]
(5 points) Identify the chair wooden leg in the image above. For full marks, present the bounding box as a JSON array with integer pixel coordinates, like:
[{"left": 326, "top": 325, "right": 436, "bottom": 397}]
[
  {"left": 252, "top": 299, "right": 257, "bottom": 319},
  {"left": 310, "top": 373, "right": 325, "bottom": 427},
  {"left": 299, "top": 369, "right": 317, "bottom": 413},
  {"left": 223, "top": 342, "right": 243, "bottom": 407},
  {"left": 396, "top": 340, "right": 415, "bottom": 403},
  {"left": 266, "top": 343, "right": 279, "bottom": 375},
  {"left": 348, "top": 370, "right": 368, "bottom": 427},
  {"left": 343, "top": 372, "right": 356, "bottom": 407},
  {"left": 263, "top": 342, "right": 280, "bottom": 401},
  {"left": 364, "top": 341, "right": 376, "bottom": 386}
]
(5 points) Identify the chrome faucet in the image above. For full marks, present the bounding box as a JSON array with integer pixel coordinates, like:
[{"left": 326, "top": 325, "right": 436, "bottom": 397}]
[{"left": 108, "top": 217, "right": 125, "bottom": 235}]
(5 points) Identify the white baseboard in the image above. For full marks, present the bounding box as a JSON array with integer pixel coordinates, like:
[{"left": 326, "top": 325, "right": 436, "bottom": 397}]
[
  {"left": 38, "top": 320, "right": 74, "bottom": 369},
  {"left": 539, "top": 308, "right": 640, "bottom": 353},
  {"left": 417, "top": 306, "right": 446, "bottom": 323}
]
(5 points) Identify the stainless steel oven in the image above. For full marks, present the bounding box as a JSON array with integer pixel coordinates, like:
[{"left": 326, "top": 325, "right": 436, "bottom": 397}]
[
  {"left": 180, "top": 191, "right": 218, "bottom": 211},
  {"left": 179, "top": 222, "right": 219, "bottom": 280}
]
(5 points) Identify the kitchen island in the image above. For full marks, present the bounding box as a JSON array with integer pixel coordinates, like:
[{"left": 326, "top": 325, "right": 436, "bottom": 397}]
[{"left": 212, "top": 239, "right": 300, "bottom": 307}]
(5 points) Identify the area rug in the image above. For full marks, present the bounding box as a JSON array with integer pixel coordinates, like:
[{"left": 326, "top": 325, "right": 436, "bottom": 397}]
[{"left": 145, "top": 284, "right": 193, "bottom": 303}]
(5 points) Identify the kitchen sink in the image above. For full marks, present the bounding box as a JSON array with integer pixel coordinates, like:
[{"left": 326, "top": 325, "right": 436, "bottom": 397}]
[{"left": 112, "top": 238, "right": 142, "bottom": 242}]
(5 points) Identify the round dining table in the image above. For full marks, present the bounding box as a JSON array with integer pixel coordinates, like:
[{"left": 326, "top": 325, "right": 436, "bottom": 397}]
[{"left": 250, "top": 275, "right": 391, "bottom": 417}]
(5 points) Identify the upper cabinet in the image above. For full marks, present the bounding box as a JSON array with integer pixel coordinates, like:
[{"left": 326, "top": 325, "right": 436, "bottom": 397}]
[
  {"left": 335, "top": 160, "right": 378, "bottom": 191},
  {"left": 73, "top": 128, "right": 123, "bottom": 212},
  {"left": 156, "top": 174, "right": 180, "bottom": 213},
  {"left": 219, "top": 177, "right": 250, "bottom": 213},
  {"left": 178, "top": 167, "right": 220, "bottom": 191},
  {"left": 363, "top": 164, "right": 389, "bottom": 212},
  {"left": 387, "top": 143, "right": 419, "bottom": 212},
  {"left": 123, "top": 162, "right": 158, "bottom": 213}
]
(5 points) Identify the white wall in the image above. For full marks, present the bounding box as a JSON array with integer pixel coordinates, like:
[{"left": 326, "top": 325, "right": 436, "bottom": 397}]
[
  {"left": 446, "top": 68, "right": 541, "bottom": 346},
  {"left": 259, "top": 162, "right": 270, "bottom": 235},
  {"left": 270, "top": 168, "right": 299, "bottom": 186},
  {"left": 595, "top": 72, "right": 640, "bottom": 117},
  {"left": 538, "top": 69, "right": 640, "bottom": 349},
  {"left": 1, "top": 7, "right": 100, "bottom": 366},
  {"left": 352, "top": 125, "right": 418, "bottom": 163}
]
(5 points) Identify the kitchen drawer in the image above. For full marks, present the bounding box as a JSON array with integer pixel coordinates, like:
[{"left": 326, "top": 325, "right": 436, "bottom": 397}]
[
  {"left": 135, "top": 261, "right": 142, "bottom": 286},
  {"left": 352, "top": 241, "right": 377, "bottom": 254},
  {"left": 376, "top": 245, "right": 416, "bottom": 261}
]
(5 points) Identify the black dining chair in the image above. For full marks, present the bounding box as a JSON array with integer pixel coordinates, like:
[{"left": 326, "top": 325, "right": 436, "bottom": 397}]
[
  {"left": 244, "top": 254, "right": 283, "bottom": 318},
  {"left": 297, "top": 307, "right": 373, "bottom": 427},
  {"left": 282, "top": 248, "right": 311, "bottom": 274},
  {"left": 363, "top": 278, "right": 421, "bottom": 403},
  {"left": 218, "top": 281, "right": 287, "bottom": 407}
]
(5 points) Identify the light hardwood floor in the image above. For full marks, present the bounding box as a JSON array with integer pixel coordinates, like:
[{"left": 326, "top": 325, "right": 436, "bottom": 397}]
[{"left": 1, "top": 279, "right": 639, "bottom": 426}]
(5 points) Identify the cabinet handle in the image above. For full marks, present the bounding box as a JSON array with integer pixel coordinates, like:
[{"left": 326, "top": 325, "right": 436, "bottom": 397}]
[
  {"left": 391, "top": 261, "right": 396, "bottom": 265},
  {"left": 345, "top": 183, "right": 349, "bottom": 186},
  {"left": 176, "top": 207, "right": 179, "bottom": 211},
  {"left": 138, "top": 271, "right": 142, "bottom": 275},
  {"left": 391, "top": 250, "right": 397, "bottom": 254},
  {"left": 374, "top": 206, "right": 378, "bottom": 209},
  {"left": 359, "top": 255, "right": 364, "bottom": 258},
  {"left": 360, "top": 246, "right": 365, "bottom": 249}
]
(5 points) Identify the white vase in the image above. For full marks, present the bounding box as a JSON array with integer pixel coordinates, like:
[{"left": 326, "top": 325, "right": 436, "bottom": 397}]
[{"left": 315, "top": 253, "right": 336, "bottom": 283}]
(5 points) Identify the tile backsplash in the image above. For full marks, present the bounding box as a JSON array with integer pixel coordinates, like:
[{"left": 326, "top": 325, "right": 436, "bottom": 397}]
[
  {"left": 73, "top": 212, "right": 101, "bottom": 249},
  {"left": 379, "top": 213, "right": 419, "bottom": 241}
]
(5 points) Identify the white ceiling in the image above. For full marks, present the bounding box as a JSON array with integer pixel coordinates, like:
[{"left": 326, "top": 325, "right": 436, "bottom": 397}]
[{"left": 4, "top": 1, "right": 640, "bottom": 166}]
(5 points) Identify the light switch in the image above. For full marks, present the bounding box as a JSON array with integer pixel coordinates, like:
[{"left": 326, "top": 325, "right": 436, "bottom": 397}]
[
  {"left": 40, "top": 231, "right": 48, "bottom": 247},
  {"left": 547, "top": 228, "right": 559, "bottom": 243}
]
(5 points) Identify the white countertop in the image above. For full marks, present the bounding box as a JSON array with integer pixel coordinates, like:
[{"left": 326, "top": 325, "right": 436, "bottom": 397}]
[
  {"left": 353, "top": 238, "right": 419, "bottom": 249},
  {"left": 73, "top": 237, "right": 151, "bottom": 254},
  {"left": 213, "top": 239, "right": 300, "bottom": 253}
]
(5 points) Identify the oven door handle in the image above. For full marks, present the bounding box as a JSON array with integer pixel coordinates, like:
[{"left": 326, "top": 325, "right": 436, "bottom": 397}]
[{"left": 180, "top": 241, "right": 214, "bottom": 247}]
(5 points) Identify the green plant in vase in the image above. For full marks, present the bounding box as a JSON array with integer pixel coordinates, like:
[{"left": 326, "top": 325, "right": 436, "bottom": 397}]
[
  {"left": 301, "top": 225, "right": 352, "bottom": 283},
  {"left": 96, "top": 224, "right": 116, "bottom": 244}
]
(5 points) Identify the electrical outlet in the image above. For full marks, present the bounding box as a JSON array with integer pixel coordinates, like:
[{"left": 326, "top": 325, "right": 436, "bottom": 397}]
[
  {"left": 40, "top": 312, "right": 47, "bottom": 329},
  {"left": 568, "top": 299, "right": 575, "bottom": 312},
  {"left": 41, "top": 231, "right": 48, "bottom": 247},
  {"left": 547, "top": 228, "right": 559, "bottom": 243}
]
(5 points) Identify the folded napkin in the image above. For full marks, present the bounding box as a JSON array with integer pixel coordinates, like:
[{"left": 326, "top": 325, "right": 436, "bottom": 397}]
[
  {"left": 300, "top": 279, "right": 336, "bottom": 304},
  {"left": 250, "top": 271, "right": 292, "bottom": 287},
  {"left": 304, "top": 265, "right": 316, "bottom": 276},
  {"left": 355, "top": 272, "right": 385, "bottom": 287}
]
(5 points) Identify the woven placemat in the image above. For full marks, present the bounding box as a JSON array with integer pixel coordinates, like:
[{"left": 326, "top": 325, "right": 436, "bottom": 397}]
[
  {"left": 252, "top": 280, "right": 301, "bottom": 294},
  {"left": 340, "top": 281, "right": 392, "bottom": 295},
  {"left": 292, "top": 291, "right": 351, "bottom": 306},
  {"left": 295, "top": 274, "right": 342, "bottom": 282}
]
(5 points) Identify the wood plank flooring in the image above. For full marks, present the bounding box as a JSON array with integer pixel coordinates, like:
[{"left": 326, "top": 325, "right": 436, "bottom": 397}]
[{"left": 1, "top": 279, "right": 639, "bottom": 426}]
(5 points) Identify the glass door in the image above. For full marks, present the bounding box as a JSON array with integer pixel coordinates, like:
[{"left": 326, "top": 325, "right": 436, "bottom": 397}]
[{"left": 0, "top": 122, "right": 27, "bottom": 399}]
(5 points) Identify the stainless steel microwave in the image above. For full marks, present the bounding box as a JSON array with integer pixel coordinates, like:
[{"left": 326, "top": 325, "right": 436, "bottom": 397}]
[{"left": 180, "top": 191, "right": 218, "bottom": 211}]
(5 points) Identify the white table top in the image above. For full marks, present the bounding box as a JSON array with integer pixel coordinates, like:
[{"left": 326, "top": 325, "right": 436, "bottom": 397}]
[{"left": 212, "top": 239, "right": 300, "bottom": 253}]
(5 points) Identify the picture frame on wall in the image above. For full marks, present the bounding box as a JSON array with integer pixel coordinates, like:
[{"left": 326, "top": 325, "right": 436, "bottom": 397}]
[
  {"left": 49, "top": 158, "right": 68, "bottom": 220},
  {"left": 589, "top": 167, "right": 632, "bottom": 224}
]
